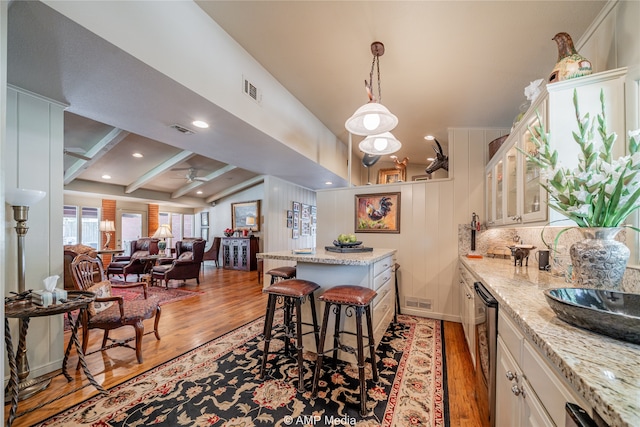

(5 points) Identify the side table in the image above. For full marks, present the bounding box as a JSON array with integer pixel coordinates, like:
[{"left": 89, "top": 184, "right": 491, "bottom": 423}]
[{"left": 4, "top": 290, "right": 107, "bottom": 426}]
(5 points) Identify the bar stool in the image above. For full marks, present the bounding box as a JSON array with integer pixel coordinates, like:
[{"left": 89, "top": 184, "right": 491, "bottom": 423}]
[
  {"left": 260, "top": 279, "right": 320, "bottom": 392},
  {"left": 311, "top": 285, "right": 379, "bottom": 416},
  {"left": 267, "top": 266, "right": 297, "bottom": 285}
]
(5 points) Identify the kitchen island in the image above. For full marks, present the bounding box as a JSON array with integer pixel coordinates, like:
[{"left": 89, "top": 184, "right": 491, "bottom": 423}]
[
  {"left": 460, "top": 256, "right": 640, "bottom": 427},
  {"left": 257, "top": 248, "right": 396, "bottom": 362}
]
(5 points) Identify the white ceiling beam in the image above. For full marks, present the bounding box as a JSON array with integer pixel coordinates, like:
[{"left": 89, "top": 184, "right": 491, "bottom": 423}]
[
  {"left": 171, "top": 164, "right": 238, "bottom": 199},
  {"left": 64, "top": 128, "right": 130, "bottom": 185},
  {"left": 125, "top": 150, "right": 196, "bottom": 193},
  {"left": 205, "top": 175, "right": 265, "bottom": 204}
]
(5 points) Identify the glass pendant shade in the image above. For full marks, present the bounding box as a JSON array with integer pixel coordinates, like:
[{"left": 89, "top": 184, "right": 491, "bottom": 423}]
[
  {"left": 5, "top": 188, "right": 46, "bottom": 206},
  {"left": 358, "top": 132, "right": 402, "bottom": 155},
  {"left": 345, "top": 102, "right": 398, "bottom": 136}
]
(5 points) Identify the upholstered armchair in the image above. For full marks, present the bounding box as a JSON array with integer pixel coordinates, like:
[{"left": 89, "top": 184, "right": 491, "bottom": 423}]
[
  {"left": 151, "top": 239, "right": 206, "bottom": 288},
  {"left": 106, "top": 237, "right": 159, "bottom": 281},
  {"left": 63, "top": 244, "right": 98, "bottom": 290},
  {"left": 70, "top": 254, "right": 161, "bottom": 364},
  {"left": 202, "top": 236, "right": 221, "bottom": 268}
]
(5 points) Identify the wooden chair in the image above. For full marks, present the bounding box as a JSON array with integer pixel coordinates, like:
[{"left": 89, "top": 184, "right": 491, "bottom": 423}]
[
  {"left": 70, "top": 254, "right": 161, "bottom": 364},
  {"left": 202, "top": 236, "right": 221, "bottom": 268}
]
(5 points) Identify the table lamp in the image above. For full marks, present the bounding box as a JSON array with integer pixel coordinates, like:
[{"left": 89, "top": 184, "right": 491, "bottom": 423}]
[
  {"left": 153, "top": 224, "right": 173, "bottom": 255},
  {"left": 246, "top": 216, "right": 256, "bottom": 236},
  {"left": 99, "top": 220, "right": 116, "bottom": 249}
]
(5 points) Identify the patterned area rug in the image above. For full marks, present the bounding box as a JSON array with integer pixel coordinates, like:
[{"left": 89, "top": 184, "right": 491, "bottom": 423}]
[{"left": 42, "top": 314, "right": 448, "bottom": 427}]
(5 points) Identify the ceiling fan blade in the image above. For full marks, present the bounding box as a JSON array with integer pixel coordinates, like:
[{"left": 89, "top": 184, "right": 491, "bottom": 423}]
[{"left": 64, "top": 149, "right": 91, "bottom": 161}]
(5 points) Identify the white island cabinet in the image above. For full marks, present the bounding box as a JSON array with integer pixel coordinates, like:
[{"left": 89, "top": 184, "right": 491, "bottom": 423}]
[{"left": 257, "top": 248, "right": 396, "bottom": 363}]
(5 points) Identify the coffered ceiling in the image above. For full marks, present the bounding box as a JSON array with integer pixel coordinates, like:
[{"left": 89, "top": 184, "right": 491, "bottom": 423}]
[{"left": 7, "top": 1, "right": 607, "bottom": 207}]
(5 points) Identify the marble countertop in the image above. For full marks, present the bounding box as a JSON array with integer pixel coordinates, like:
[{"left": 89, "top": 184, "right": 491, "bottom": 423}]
[
  {"left": 460, "top": 256, "right": 640, "bottom": 427},
  {"left": 257, "top": 248, "right": 396, "bottom": 266}
]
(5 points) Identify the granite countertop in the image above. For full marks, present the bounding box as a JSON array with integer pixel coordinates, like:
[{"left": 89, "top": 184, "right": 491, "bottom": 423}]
[
  {"left": 257, "top": 248, "right": 396, "bottom": 266},
  {"left": 460, "top": 256, "right": 640, "bottom": 427}
]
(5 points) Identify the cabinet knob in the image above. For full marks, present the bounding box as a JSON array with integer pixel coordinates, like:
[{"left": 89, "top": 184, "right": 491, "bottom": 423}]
[
  {"left": 505, "top": 371, "right": 517, "bottom": 381},
  {"left": 511, "top": 384, "right": 524, "bottom": 396}
]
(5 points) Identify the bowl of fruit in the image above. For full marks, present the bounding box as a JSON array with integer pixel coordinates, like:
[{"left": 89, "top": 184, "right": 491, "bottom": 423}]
[{"left": 333, "top": 233, "right": 362, "bottom": 248}]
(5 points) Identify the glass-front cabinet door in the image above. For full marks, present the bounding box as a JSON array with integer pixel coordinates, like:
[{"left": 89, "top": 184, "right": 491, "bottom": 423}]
[
  {"left": 486, "top": 169, "right": 495, "bottom": 226},
  {"left": 520, "top": 113, "right": 547, "bottom": 223},
  {"left": 495, "top": 159, "right": 504, "bottom": 224},
  {"left": 504, "top": 145, "right": 520, "bottom": 224}
]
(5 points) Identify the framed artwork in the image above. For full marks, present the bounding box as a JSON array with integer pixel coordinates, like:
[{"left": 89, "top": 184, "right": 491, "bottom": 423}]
[
  {"left": 355, "top": 192, "right": 401, "bottom": 233},
  {"left": 293, "top": 211, "right": 299, "bottom": 230},
  {"left": 200, "top": 211, "right": 209, "bottom": 227},
  {"left": 286, "top": 210, "right": 293, "bottom": 228},
  {"left": 301, "top": 204, "right": 310, "bottom": 221},
  {"left": 201, "top": 227, "right": 209, "bottom": 241},
  {"left": 292, "top": 228, "right": 300, "bottom": 239},
  {"left": 377, "top": 168, "right": 406, "bottom": 184},
  {"left": 231, "top": 200, "right": 261, "bottom": 231},
  {"left": 412, "top": 174, "right": 431, "bottom": 182},
  {"left": 292, "top": 201, "right": 300, "bottom": 212}
]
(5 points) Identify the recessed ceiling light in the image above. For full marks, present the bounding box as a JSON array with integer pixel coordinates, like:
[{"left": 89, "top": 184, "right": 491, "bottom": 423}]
[
  {"left": 192, "top": 120, "right": 209, "bottom": 129},
  {"left": 102, "top": 174, "right": 111, "bottom": 180},
  {"left": 132, "top": 152, "right": 143, "bottom": 158},
  {"left": 196, "top": 190, "right": 203, "bottom": 195},
  {"left": 325, "top": 181, "right": 333, "bottom": 185},
  {"left": 426, "top": 157, "right": 435, "bottom": 161},
  {"left": 424, "top": 135, "right": 435, "bottom": 141}
]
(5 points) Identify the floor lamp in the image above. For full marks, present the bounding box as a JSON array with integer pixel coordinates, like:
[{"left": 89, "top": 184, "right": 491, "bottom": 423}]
[{"left": 5, "top": 188, "right": 50, "bottom": 400}]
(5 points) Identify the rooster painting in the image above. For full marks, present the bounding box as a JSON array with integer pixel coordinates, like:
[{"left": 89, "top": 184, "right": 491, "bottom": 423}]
[{"left": 356, "top": 193, "right": 400, "bottom": 233}]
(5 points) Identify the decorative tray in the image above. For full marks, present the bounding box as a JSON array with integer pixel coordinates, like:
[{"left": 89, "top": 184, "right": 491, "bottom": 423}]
[
  {"left": 325, "top": 246, "right": 373, "bottom": 253},
  {"left": 292, "top": 248, "right": 315, "bottom": 255},
  {"left": 332, "top": 240, "right": 363, "bottom": 248}
]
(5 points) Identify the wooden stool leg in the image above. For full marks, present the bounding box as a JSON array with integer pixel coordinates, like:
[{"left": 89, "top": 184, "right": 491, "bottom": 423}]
[
  {"left": 365, "top": 305, "right": 379, "bottom": 382},
  {"left": 309, "top": 293, "right": 320, "bottom": 350},
  {"left": 283, "top": 297, "right": 292, "bottom": 355},
  {"left": 395, "top": 269, "right": 401, "bottom": 322},
  {"left": 294, "top": 297, "right": 305, "bottom": 392},
  {"left": 332, "top": 305, "right": 341, "bottom": 368},
  {"left": 260, "top": 294, "right": 277, "bottom": 379},
  {"left": 355, "top": 306, "right": 367, "bottom": 416},
  {"left": 312, "top": 303, "right": 332, "bottom": 397}
]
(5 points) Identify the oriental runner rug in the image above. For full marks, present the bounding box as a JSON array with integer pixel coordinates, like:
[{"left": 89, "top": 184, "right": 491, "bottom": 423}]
[{"left": 41, "top": 315, "right": 449, "bottom": 427}]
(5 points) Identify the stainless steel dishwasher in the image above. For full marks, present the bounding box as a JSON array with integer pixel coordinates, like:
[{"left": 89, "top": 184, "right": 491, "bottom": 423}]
[{"left": 474, "top": 282, "right": 498, "bottom": 427}]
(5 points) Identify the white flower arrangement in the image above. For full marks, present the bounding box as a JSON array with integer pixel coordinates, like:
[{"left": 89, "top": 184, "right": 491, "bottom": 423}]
[{"left": 524, "top": 89, "right": 640, "bottom": 228}]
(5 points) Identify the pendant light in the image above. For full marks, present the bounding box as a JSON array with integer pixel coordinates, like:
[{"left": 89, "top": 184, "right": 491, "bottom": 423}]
[
  {"left": 358, "top": 132, "right": 402, "bottom": 155},
  {"left": 345, "top": 42, "right": 398, "bottom": 137}
]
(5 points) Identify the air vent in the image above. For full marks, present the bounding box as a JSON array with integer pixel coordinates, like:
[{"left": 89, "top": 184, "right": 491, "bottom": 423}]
[
  {"left": 170, "top": 124, "right": 195, "bottom": 135},
  {"left": 405, "top": 297, "right": 433, "bottom": 311},
  {"left": 242, "top": 75, "right": 261, "bottom": 103}
]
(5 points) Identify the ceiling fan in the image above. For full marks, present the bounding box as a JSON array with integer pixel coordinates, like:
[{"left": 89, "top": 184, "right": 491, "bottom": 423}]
[
  {"left": 171, "top": 167, "right": 208, "bottom": 183},
  {"left": 64, "top": 147, "right": 92, "bottom": 161}
]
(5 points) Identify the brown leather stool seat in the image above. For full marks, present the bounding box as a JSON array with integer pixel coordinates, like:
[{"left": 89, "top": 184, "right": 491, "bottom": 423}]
[
  {"left": 266, "top": 266, "right": 297, "bottom": 285},
  {"left": 311, "top": 285, "right": 379, "bottom": 416},
  {"left": 260, "top": 279, "right": 320, "bottom": 392}
]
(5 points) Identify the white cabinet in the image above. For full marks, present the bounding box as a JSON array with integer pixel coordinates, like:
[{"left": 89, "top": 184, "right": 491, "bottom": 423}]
[
  {"left": 496, "top": 311, "right": 590, "bottom": 427},
  {"left": 486, "top": 68, "right": 628, "bottom": 228},
  {"left": 458, "top": 264, "right": 476, "bottom": 365}
]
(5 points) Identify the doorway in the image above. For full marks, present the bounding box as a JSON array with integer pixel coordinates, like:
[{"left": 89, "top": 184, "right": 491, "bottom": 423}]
[{"left": 119, "top": 211, "right": 145, "bottom": 255}]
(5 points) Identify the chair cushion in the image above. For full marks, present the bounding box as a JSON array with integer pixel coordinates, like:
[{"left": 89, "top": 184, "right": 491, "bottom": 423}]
[
  {"left": 89, "top": 297, "right": 158, "bottom": 324},
  {"left": 264, "top": 279, "right": 319, "bottom": 297},
  {"left": 319, "top": 285, "right": 377, "bottom": 306},
  {"left": 267, "top": 266, "right": 297, "bottom": 279},
  {"left": 87, "top": 280, "right": 114, "bottom": 316},
  {"left": 131, "top": 251, "right": 150, "bottom": 260},
  {"left": 152, "top": 264, "right": 172, "bottom": 274},
  {"left": 178, "top": 251, "right": 193, "bottom": 261}
]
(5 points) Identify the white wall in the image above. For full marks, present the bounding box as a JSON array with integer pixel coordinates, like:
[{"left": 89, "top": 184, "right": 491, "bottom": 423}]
[
  {"left": 1, "top": 0, "right": 8, "bottom": 391},
  {"left": 4, "top": 87, "right": 66, "bottom": 378}
]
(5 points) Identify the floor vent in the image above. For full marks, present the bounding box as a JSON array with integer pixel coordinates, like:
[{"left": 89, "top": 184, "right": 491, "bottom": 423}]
[
  {"left": 405, "top": 297, "right": 433, "bottom": 311},
  {"left": 243, "top": 76, "right": 261, "bottom": 103},
  {"left": 170, "top": 124, "right": 195, "bottom": 135}
]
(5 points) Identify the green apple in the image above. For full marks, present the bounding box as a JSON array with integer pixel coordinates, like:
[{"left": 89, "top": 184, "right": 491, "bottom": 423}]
[
  {"left": 338, "top": 234, "right": 349, "bottom": 243},
  {"left": 348, "top": 234, "right": 357, "bottom": 243}
]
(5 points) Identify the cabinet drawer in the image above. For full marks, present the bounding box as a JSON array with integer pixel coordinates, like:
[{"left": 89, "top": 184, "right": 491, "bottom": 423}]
[
  {"left": 498, "top": 311, "right": 523, "bottom": 362},
  {"left": 522, "top": 341, "right": 590, "bottom": 426},
  {"left": 373, "top": 266, "right": 393, "bottom": 291},
  {"left": 373, "top": 280, "right": 393, "bottom": 311},
  {"left": 374, "top": 256, "right": 393, "bottom": 277}
]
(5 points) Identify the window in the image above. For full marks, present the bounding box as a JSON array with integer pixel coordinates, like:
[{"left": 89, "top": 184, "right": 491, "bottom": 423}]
[
  {"left": 159, "top": 212, "right": 195, "bottom": 246},
  {"left": 63, "top": 206, "right": 100, "bottom": 248}
]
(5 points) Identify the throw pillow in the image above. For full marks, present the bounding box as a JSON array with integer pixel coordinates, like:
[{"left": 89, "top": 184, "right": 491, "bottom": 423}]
[
  {"left": 87, "top": 280, "right": 114, "bottom": 316},
  {"left": 131, "top": 251, "right": 150, "bottom": 260},
  {"left": 178, "top": 251, "right": 193, "bottom": 261}
]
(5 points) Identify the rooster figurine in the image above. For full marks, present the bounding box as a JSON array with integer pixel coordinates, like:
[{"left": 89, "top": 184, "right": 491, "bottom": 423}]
[
  {"left": 366, "top": 197, "right": 393, "bottom": 221},
  {"left": 548, "top": 32, "right": 592, "bottom": 83}
]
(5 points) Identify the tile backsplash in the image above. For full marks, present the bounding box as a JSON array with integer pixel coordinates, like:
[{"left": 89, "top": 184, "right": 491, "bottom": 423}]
[{"left": 458, "top": 224, "right": 640, "bottom": 293}]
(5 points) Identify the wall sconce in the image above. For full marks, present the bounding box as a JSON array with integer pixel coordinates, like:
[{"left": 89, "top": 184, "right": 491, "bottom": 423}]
[
  {"left": 99, "top": 220, "right": 116, "bottom": 250},
  {"left": 152, "top": 224, "right": 173, "bottom": 255}
]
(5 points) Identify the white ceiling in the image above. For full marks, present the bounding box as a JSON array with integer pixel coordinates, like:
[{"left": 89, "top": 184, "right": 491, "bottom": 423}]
[{"left": 7, "top": 1, "right": 606, "bottom": 207}]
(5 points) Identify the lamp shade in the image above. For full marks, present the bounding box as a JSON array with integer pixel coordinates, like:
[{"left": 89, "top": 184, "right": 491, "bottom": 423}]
[
  {"left": 345, "top": 102, "right": 398, "bottom": 136},
  {"left": 5, "top": 188, "right": 46, "bottom": 206},
  {"left": 359, "top": 132, "right": 402, "bottom": 155},
  {"left": 99, "top": 220, "right": 115, "bottom": 232},
  {"left": 153, "top": 224, "right": 173, "bottom": 239},
  {"left": 245, "top": 216, "right": 256, "bottom": 227}
]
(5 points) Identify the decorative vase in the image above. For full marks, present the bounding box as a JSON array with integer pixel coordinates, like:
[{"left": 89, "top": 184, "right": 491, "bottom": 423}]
[
  {"left": 548, "top": 32, "right": 592, "bottom": 83},
  {"left": 569, "top": 227, "right": 629, "bottom": 290}
]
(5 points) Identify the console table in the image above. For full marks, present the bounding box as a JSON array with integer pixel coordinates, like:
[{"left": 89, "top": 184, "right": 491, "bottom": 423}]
[
  {"left": 4, "top": 291, "right": 107, "bottom": 426},
  {"left": 222, "top": 236, "right": 259, "bottom": 271}
]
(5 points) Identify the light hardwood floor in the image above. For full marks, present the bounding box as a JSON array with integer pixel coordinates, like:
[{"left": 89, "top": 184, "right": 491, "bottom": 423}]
[{"left": 4, "top": 264, "right": 482, "bottom": 426}]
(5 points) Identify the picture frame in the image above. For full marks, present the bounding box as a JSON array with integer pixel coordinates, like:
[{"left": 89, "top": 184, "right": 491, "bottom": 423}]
[
  {"left": 231, "top": 200, "right": 261, "bottom": 231},
  {"left": 200, "top": 211, "right": 209, "bottom": 227},
  {"left": 292, "top": 201, "right": 300, "bottom": 212},
  {"left": 201, "top": 227, "right": 209, "bottom": 241},
  {"left": 355, "top": 192, "right": 401, "bottom": 233},
  {"left": 412, "top": 174, "right": 431, "bottom": 182},
  {"left": 286, "top": 210, "right": 293, "bottom": 229},
  {"left": 377, "top": 168, "right": 406, "bottom": 184}
]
